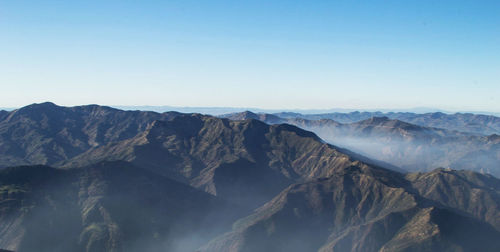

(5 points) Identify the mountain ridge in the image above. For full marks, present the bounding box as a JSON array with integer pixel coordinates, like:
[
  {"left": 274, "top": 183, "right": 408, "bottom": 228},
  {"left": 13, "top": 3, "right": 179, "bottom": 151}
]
[
  {"left": 62, "top": 114, "right": 394, "bottom": 210},
  {"left": 272, "top": 111, "right": 500, "bottom": 135},
  {"left": 222, "top": 111, "right": 500, "bottom": 176},
  {"left": 0, "top": 103, "right": 498, "bottom": 251},
  {"left": 0, "top": 102, "right": 181, "bottom": 168},
  {"left": 200, "top": 166, "right": 500, "bottom": 252}
]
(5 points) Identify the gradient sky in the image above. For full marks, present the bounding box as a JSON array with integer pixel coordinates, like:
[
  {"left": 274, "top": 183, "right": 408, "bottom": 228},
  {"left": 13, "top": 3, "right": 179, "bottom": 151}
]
[{"left": 1, "top": 1, "right": 499, "bottom": 111}]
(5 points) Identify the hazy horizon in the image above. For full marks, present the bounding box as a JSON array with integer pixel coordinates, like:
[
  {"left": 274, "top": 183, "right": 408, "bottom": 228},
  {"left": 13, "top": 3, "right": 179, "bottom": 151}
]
[{"left": 2, "top": 102, "right": 500, "bottom": 117}]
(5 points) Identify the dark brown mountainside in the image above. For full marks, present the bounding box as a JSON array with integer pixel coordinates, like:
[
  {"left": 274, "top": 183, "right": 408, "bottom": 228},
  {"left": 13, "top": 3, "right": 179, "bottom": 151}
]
[
  {"left": 0, "top": 161, "right": 236, "bottom": 252},
  {"left": 200, "top": 166, "right": 500, "bottom": 252},
  {"left": 63, "top": 114, "right": 385, "bottom": 209}
]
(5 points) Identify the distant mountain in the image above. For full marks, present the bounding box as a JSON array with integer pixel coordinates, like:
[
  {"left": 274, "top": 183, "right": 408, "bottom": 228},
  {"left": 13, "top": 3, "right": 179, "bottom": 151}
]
[
  {"left": 0, "top": 161, "right": 237, "bottom": 252},
  {"left": 200, "top": 166, "right": 500, "bottom": 252},
  {"left": 0, "top": 102, "right": 179, "bottom": 168},
  {"left": 273, "top": 111, "right": 500, "bottom": 135},
  {"left": 2, "top": 103, "right": 497, "bottom": 178},
  {"left": 3, "top": 103, "right": 497, "bottom": 178},
  {"left": 221, "top": 110, "right": 283, "bottom": 124},
  {"left": 334, "top": 117, "right": 500, "bottom": 174},
  {"left": 114, "top": 105, "right": 265, "bottom": 115},
  {"left": 223, "top": 112, "right": 500, "bottom": 176},
  {"left": 113, "top": 105, "right": 463, "bottom": 116},
  {"left": 391, "top": 112, "right": 500, "bottom": 135}
]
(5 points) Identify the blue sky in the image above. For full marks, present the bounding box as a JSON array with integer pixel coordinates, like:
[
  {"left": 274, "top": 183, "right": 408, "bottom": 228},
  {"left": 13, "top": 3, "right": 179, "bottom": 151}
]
[{"left": 1, "top": 1, "right": 499, "bottom": 112}]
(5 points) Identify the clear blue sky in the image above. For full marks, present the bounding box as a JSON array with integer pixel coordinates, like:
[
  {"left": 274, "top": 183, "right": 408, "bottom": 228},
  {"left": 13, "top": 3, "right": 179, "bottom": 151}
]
[{"left": 1, "top": 0, "right": 499, "bottom": 111}]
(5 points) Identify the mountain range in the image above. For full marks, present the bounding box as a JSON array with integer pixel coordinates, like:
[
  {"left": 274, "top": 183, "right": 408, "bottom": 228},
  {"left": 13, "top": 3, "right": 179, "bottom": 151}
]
[
  {"left": 222, "top": 111, "right": 500, "bottom": 176},
  {"left": 273, "top": 111, "right": 500, "bottom": 136},
  {"left": 0, "top": 103, "right": 498, "bottom": 251},
  {"left": 201, "top": 167, "right": 500, "bottom": 252}
]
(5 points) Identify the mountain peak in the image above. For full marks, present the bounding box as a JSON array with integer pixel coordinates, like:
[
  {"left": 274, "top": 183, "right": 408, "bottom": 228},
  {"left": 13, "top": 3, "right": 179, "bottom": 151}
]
[
  {"left": 19, "top": 101, "right": 59, "bottom": 111},
  {"left": 271, "top": 123, "right": 320, "bottom": 140},
  {"left": 241, "top": 110, "right": 258, "bottom": 116},
  {"left": 222, "top": 111, "right": 259, "bottom": 120},
  {"left": 31, "top": 101, "right": 58, "bottom": 107},
  {"left": 357, "top": 116, "right": 392, "bottom": 125},
  {"left": 222, "top": 111, "right": 285, "bottom": 125},
  {"left": 5, "top": 102, "right": 64, "bottom": 122},
  {"left": 354, "top": 116, "right": 424, "bottom": 130}
]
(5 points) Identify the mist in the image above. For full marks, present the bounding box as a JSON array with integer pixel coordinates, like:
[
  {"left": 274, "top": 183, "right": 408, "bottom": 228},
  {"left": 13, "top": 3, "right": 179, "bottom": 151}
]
[{"left": 295, "top": 124, "right": 500, "bottom": 177}]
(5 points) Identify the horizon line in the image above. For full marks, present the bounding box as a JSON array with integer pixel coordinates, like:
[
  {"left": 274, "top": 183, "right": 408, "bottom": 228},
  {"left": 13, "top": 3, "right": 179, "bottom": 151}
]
[{"left": 1, "top": 102, "right": 500, "bottom": 116}]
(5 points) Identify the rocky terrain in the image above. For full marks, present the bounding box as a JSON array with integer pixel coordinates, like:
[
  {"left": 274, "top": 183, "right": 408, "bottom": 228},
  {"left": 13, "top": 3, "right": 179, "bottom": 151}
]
[
  {"left": 201, "top": 167, "right": 500, "bottom": 252},
  {"left": 0, "top": 103, "right": 498, "bottom": 251}
]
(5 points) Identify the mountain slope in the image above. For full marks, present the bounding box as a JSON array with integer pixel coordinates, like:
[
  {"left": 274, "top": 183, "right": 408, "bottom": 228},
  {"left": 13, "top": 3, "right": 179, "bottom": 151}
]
[
  {"left": 64, "top": 114, "right": 391, "bottom": 209},
  {"left": 0, "top": 111, "right": 7, "bottom": 122},
  {"left": 0, "top": 161, "right": 235, "bottom": 252},
  {"left": 0, "top": 103, "right": 401, "bottom": 211},
  {"left": 406, "top": 169, "right": 500, "bottom": 229},
  {"left": 200, "top": 166, "right": 500, "bottom": 252},
  {"left": 0, "top": 102, "right": 179, "bottom": 168},
  {"left": 223, "top": 112, "right": 500, "bottom": 176}
]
